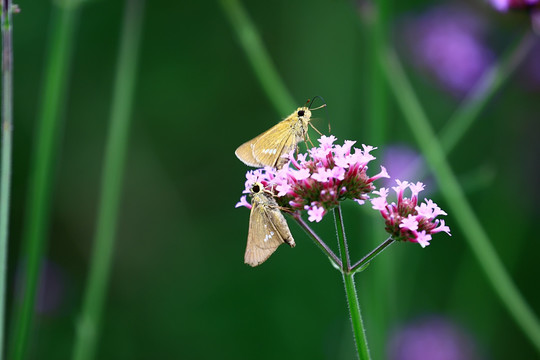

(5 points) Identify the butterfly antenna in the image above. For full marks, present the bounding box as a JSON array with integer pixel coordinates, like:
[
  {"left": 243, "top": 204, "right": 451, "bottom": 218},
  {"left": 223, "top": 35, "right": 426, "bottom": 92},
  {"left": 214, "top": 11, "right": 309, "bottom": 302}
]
[
  {"left": 308, "top": 96, "right": 327, "bottom": 109},
  {"left": 308, "top": 96, "right": 330, "bottom": 133}
]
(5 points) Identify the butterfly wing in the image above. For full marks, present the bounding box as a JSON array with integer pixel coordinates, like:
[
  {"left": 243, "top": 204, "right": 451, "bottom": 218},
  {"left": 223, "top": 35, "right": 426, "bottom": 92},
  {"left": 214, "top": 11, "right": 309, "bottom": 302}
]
[
  {"left": 244, "top": 193, "right": 295, "bottom": 267},
  {"left": 235, "top": 139, "right": 263, "bottom": 167},
  {"left": 251, "top": 120, "right": 299, "bottom": 169},
  {"left": 235, "top": 119, "right": 296, "bottom": 168}
]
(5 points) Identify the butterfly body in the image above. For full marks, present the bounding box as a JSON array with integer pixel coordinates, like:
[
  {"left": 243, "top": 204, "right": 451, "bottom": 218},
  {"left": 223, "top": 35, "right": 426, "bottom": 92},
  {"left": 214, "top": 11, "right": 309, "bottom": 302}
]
[
  {"left": 245, "top": 183, "right": 295, "bottom": 267},
  {"left": 235, "top": 107, "right": 312, "bottom": 169}
]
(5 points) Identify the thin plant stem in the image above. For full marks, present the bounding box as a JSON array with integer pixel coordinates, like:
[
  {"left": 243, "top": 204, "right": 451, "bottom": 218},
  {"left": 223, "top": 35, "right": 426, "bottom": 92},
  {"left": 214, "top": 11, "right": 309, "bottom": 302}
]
[
  {"left": 382, "top": 46, "right": 540, "bottom": 355},
  {"left": 71, "top": 1, "right": 144, "bottom": 359},
  {"left": 0, "top": 2, "right": 14, "bottom": 359},
  {"left": 292, "top": 213, "right": 341, "bottom": 269},
  {"left": 334, "top": 205, "right": 350, "bottom": 271},
  {"left": 358, "top": 2, "right": 392, "bottom": 357},
  {"left": 9, "top": 2, "right": 81, "bottom": 359},
  {"left": 440, "top": 31, "right": 536, "bottom": 154},
  {"left": 219, "top": 0, "right": 296, "bottom": 115},
  {"left": 334, "top": 205, "right": 370, "bottom": 360},
  {"left": 350, "top": 237, "right": 395, "bottom": 274}
]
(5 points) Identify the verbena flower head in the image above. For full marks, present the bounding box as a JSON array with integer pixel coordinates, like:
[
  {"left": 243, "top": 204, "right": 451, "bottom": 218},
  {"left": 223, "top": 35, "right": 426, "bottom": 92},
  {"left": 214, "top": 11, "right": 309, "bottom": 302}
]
[
  {"left": 236, "top": 136, "right": 389, "bottom": 222},
  {"left": 371, "top": 180, "right": 451, "bottom": 247}
]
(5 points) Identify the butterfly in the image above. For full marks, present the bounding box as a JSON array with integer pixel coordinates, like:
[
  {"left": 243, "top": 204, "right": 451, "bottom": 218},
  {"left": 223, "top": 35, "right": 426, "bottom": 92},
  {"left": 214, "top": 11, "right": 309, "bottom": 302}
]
[
  {"left": 235, "top": 102, "right": 325, "bottom": 169},
  {"left": 244, "top": 182, "right": 295, "bottom": 266}
]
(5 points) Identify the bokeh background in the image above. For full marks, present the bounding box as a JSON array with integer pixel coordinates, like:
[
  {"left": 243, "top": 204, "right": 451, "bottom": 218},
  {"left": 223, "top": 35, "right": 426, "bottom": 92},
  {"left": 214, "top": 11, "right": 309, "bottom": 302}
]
[{"left": 5, "top": 0, "right": 540, "bottom": 359}]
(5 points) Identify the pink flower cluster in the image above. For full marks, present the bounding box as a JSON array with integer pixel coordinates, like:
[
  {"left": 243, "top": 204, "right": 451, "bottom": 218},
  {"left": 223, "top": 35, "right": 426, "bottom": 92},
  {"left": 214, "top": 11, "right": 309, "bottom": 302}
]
[
  {"left": 236, "top": 136, "right": 452, "bottom": 247},
  {"left": 370, "top": 180, "right": 451, "bottom": 247},
  {"left": 236, "top": 136, "right": 389, "bottom": 222}
]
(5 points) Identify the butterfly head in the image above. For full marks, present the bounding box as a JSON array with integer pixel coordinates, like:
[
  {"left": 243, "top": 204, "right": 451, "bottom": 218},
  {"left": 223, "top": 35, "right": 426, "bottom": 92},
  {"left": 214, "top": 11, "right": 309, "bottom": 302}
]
[
  {"left": 295, "top": 107, "right": 311, "bottom": 122},
  {"left": 250, "top": 181, "right": 274, "bottom": 198},
  {"left": 250, "top": 182, "right": 263, "bottom": 194}
]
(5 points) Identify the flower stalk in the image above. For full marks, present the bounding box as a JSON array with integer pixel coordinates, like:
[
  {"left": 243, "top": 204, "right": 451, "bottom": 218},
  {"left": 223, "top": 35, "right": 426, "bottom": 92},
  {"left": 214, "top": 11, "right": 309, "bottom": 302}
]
[
  {"left": 9, "top": 2, "right": 81, "bottom": 359},
  {"left": 350, "top": 237, "right": 395, "bottom": 274},
  {"left": 72, "top": 1, "right": 145, "bottom": 359},
  {"left": 0, "top": 2, "right": 14, "bottom": 359},
  {"left": 334, "top": 205, "right": 370, "bottom": 360}
]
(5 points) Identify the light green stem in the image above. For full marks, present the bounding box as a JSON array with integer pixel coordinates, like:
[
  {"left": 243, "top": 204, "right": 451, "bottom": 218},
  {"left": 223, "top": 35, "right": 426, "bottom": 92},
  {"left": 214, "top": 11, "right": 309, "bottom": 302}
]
[
  {"left": 219, "top": 0, "right": 296, "bottom": 115},
  {"left": 9, "top": 2, "right": 81, "bottom": 360},
  {"left": 359, "top": 2, "right": 392, "bottom": 357},
  {"left": 382, "top": 46, "right": 540, "bottom": 355},
  {"left": 361, "top": 0, "right": 389, "bottom": 144},
  {"left": 334, "top": 205, "right": 370, "bottom": 360},
  {"left": 0, "top": 3, "right": 13, "bottom": 360},
  {"left": 440, "top": 31, "right": 536, "bottom": 154},
  {"left": 71, "top": 1, "right": 144, "bottom": 359}
]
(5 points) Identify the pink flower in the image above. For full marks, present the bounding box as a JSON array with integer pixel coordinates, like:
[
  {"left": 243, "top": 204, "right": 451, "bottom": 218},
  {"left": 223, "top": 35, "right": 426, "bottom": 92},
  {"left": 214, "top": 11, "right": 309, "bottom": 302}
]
[
  {"left": 307, "top": 205, "right": 325, "bottom": 222},
  {"left": 370, "top": 179, "right": 451, "bottom": 247},
  {"left": 235, "top": 195, "right": 251, "bottom": 209}
]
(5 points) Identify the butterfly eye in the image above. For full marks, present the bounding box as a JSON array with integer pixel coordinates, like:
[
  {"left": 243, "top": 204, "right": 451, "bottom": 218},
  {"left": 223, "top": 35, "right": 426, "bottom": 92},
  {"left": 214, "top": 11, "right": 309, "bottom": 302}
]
[
  {"left": 252, "top": 184, "right": 261, "bottom": 193},
  {"left": 297, "top": 110, "right": 305, "bottom": 117}
]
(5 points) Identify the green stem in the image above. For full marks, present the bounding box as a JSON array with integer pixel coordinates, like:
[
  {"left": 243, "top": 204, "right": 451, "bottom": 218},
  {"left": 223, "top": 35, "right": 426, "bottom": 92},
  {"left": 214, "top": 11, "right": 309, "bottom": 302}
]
[
  {"left": 0, "top": 2, "right": 13, "bottom": 360},
  {"left": 292, "top": 213, "right": 341, "bottom": 269},
  {"left": 360, "top": 0, "right": 389, "bottom": 144},
  {"left": 334, "top": 205, "right": 370, "bottom": 360},
  {"left": 9, "top": 2, "right": 81, "bottom": 360},
  {"left": 440, "top": 31, "right": 536, "bottom": 154},
  {"left": 382, "top": 46, "right": 540, "bottom": 355},
  {"left": 343, "top": 272, "right": 369, "bottom": 360},
  {"left": 350, "top": 237, "right": 394, "bottom": 274},
  {"left": 219, "top": 0, "right": 296, "bottom": 115},
  {"left": 358, "top": 2, "right": 392, "bottom": 357},
  {"left": 72, "top": 1, "right": 144, "bottom": 359},
  {"left": 334, "top": 205, "right": 350, "bottom": 271}
]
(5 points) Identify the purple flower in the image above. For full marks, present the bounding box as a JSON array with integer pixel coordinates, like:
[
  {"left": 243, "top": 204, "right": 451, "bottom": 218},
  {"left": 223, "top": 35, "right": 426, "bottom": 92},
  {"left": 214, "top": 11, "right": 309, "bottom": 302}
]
[
  {"left": 370, "top": 180, "right": 451, "bottom": 247},
  {"left": 401, "top": 6, "right": 493, "bottom": 96},
  {"left": 388, "top": 315, "right": 484, "bottom": 360}
]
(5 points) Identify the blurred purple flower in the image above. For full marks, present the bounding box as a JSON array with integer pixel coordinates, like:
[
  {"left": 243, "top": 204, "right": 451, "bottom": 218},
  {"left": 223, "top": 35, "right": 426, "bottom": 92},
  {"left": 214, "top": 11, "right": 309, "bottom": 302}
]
[
  {"left": 15, "top": 259, "right": 66, "bottom": 315},
  {"left": 379, "top": 144, "right": 433, "bottom": 192},
  {"left": 533, "top": 9, "right": 540, "bottom": 32},
  {"left": 388, "top": 315, "right": 485, "bottom": 360},
  {"left": 520, "top": 38, "right": 540, "bottom": 90},
  {"left": 401, "top": 6, "right": 494, "bottom": 96},
  {"left": 489, "top": 0, "right": 540, "bottom": 12}
]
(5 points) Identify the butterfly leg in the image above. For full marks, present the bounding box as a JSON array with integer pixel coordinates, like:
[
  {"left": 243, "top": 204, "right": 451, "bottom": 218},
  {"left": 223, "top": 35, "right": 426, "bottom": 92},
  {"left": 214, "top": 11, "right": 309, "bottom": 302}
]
[
  {"left": 305, "top": 131, "right": 315, "bottom": 148},
  {"left": 309, "top": 122, "right": 324, "bottom": 136}
]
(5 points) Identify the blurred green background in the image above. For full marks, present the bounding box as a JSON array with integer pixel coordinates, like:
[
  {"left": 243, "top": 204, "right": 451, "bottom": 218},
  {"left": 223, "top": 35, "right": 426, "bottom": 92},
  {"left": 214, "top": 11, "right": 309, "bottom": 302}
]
[{"left": 5, "top": 0, "right": 540, "bottom": 359}]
